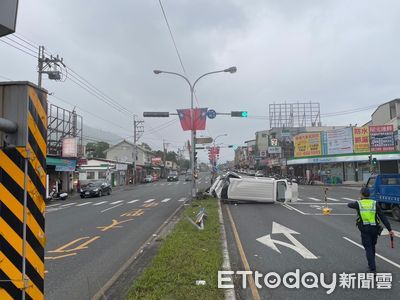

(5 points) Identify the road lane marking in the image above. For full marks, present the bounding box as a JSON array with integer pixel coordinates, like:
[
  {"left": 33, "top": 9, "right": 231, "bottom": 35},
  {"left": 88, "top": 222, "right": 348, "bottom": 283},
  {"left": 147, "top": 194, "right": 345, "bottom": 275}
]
[
  {"left": 327, "top": 197, "right": 339, "bottom": 202},
  {"left": 291, "top": 202, "right": 348, "bottom": 205},
  {"left": 176, "top": 182, "right": 180, "bottom": 185},
  {"left": 142, "top": 202, "right": 158, "bottom": 208},
  {"left": 282, "top": 203, "right": 293, "bottom": 210},
  {"left": 45, "top": 253, "right": 77, "bottom": 260},
  {"left": 101, "top": 204, "right": 123, "bottom": 213},
  {"left": 226, "top": 206, "right": 261, "bottom": 300},
  {"left": 110, "top": 200, "right": 124, "bottom": 205},
  {"left": 178, "top": 197, "right": 186, "bottom": 202},
  {"left": 161, "top": 183, "right": 165, "bottom": 186},
  {"left": 46, "top": 203, "right": 61, "bottom": 207},
  {"left": 342, "top": 197, "right": 357, "bottom": 201},
  {"left": 167, "top": 183, "right": 172, "bottom": 186},
  {"left": 283, "top": 204, "right": 307, "bottom": 215},
  {"left": 343, "top": 237, "right": 400, "bottom": 269},
  {"left": 144, "top": 199, "right": 155, "bottom": 203},
  {"left": 183, "top": 182, "right": 187, "bottom": 185},
  {"left": 161, "top": 198, "right": 171, "bottom": 203},
  {"left": 93, "top": 201, "right": 108, "bottom": 206},
  {"left": 257, "top": 222, "right": 318, "bottom": 259},
  {"left": 97, "top": 219, "right": 134, "bottom": 232},
  {"left": 153, "top": 183, "right": 158, "bottom": 186},
  {"left": 60, "top": 202, "right": 77, "bottom": 207},
  {"left": 297, "top": 198, "right": 303, "bottom": 201},
  {"left": 308, "top": 197, "right": 321, "bottom": 202},
  {"left": 76, "top": 202, "right": 92, "bottom": 207},
  {"left": 128, "top": 199, "right": 139, "bottom": 204}
]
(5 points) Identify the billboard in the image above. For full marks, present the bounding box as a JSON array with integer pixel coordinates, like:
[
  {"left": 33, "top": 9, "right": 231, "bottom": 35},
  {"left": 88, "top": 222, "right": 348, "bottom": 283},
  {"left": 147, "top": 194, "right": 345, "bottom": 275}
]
[
  {"left": 151, "top": 157, "right": 162, "bottom": 166},
  {"left": 62, "top": 137, "right": 78, "bottom": 157},
  {"left": 369, "top": 125, "right": 395, "bottom": 152},
  {"left": 353, "top": 127, "right": 370, "bottom": 153},
  {"left": 294, "top": 133, "right": 322, "bottom": 158},
  {"left": 326, "top": 128, "right": 353, "bottom": 155}
]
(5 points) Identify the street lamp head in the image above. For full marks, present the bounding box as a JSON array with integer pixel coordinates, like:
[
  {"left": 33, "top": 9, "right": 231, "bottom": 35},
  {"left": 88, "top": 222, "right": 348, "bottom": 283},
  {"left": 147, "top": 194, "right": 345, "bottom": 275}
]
[
  {"left": 153, "top": 70, "right": 163, "bottom": 74},
  {"left": 224, "top": 66, "right": 237, "bottom": 74}
]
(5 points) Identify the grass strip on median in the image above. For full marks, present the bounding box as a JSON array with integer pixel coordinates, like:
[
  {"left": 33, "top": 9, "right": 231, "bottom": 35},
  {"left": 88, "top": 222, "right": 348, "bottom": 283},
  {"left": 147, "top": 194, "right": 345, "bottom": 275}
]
[{"left": 127, "top": 198, "right": 224, "bottom": 300}]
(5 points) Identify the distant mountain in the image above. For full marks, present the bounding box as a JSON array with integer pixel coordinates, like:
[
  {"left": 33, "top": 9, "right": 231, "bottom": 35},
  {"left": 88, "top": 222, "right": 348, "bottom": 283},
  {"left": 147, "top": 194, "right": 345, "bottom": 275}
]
[{"left": 82, "top": 124, "right": 124, "bottom": 145}]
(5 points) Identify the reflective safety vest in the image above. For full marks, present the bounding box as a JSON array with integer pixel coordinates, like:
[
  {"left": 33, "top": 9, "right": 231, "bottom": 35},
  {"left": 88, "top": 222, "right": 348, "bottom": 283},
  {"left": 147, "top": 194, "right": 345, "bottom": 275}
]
[{"left": 357, "top": 199, "right": 377, "bottom": 225}]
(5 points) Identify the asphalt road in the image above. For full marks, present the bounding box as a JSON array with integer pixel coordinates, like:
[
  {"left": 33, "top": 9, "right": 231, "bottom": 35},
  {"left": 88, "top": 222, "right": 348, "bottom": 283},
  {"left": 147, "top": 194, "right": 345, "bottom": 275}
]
[
  {"left": 44, "top": 174, "right": 210, "bottom": 300},
  {"left": 223, "top": 185, "right": 400, "bottom": 300}
]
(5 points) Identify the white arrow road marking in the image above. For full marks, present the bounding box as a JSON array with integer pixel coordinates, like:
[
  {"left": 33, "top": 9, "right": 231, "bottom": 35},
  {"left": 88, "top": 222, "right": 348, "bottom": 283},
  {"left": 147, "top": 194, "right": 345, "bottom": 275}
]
[
  {"left": 128, "top": 199, "right": 139, "bottom": 204},
  {"left": 144, "top": 199, "right": 155, "bottom": 203},
  {"left": 76, "top": 202, "right": 92, "bottom": 207},
  {"left": 93, "top": 201, "right": 107, "bottom": 206},
  {"left": 308, "top": 197, "right": 321, "bottom": 202},
  {"left": 327, "top": 197, "right": 339, "bottom": 202},
  {"left": 161, "top": 198, "right": 171, "bottom": 203},
  {"left": 256, "top": 222, "right": 318, "bottom": 259},
  {"left": 110, "top": 200, "right": 124, "bottom": 205},
  {"left": 342, "top": 197, "right": 356, "bottom": 201},
  {"left": 343, "top": 237, "right": 400, "bottom": 269},
  {"left": 178, "top": 197, "right": 186, "bottom": 202},
  {"left": 60, "top": 202, "right": 77, "bottom": 207}
]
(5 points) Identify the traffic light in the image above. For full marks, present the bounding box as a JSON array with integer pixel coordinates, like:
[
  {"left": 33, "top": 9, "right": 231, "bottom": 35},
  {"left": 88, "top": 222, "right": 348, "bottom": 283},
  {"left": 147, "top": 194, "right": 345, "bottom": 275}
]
[
  {"left": 368, "top": 155, "right": 372, "bottom": 164},
  {"left": 229, "top": 144, "right": 238, "bottom": 150},
  {"left": 194, "top": 151, "right": 198, "bottom": 164},
  {"left": 231, "top": 111, "right": 248, "bottom": 117},
  {"left": 372, "top": 158, "right": 377, "bottom": 166}
]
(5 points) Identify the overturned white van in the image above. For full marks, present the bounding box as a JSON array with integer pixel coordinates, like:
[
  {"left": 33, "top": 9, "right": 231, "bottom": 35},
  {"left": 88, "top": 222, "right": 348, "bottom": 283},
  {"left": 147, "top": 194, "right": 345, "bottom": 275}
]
[{"left": 225, "top": 177, "right": 298, "bottom": 203}]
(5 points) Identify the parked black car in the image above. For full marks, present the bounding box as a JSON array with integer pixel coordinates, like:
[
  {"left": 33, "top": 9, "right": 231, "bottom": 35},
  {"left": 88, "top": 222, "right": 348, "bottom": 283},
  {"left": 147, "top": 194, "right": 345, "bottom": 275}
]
[
  {"left": 167, "top": 171, "right": 179, "bottom": 182},
  {"left": 80, "top": 181, "right": 112, "bottom": 198}
]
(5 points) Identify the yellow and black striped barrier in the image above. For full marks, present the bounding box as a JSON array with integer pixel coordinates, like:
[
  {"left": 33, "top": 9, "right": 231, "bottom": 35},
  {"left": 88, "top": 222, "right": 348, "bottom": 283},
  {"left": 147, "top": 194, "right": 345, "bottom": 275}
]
[{"left": 0, "top": 83, "right": 47, "bottom": 300}]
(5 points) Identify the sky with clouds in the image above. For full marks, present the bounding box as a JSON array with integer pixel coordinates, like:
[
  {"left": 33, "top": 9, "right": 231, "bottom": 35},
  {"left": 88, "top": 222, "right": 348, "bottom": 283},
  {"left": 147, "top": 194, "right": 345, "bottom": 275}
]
[{"left": 1, "top": 0, "right": 400, "bottom": 162}]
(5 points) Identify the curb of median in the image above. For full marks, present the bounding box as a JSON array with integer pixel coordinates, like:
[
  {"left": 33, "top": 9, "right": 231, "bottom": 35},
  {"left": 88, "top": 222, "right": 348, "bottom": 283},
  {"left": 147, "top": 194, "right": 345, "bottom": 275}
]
[
  {"left": 91, "top": 198, "right": 187, "bottom": 300},
  {"left": 218, "top": 199, "right": 237, "bottom": 300}
]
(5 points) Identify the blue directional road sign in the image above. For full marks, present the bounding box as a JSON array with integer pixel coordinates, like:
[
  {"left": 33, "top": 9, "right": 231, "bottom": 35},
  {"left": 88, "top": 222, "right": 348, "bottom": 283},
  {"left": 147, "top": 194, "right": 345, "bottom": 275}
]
[{"left": 207, "top": 109, "right": 217, "bottom": 119}]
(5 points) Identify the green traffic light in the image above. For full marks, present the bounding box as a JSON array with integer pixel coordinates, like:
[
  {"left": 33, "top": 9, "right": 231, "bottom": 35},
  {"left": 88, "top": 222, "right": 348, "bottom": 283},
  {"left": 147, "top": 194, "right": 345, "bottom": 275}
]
[{"left": 242, "top": 111, "right": 248, "bottom": 117}]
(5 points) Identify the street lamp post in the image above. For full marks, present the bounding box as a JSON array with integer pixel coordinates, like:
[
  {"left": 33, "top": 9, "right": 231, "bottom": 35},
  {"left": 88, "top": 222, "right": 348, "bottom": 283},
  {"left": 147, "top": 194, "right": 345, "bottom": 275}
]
[{"left": 153, "top": 67, "right": 236, "bottom": 199}]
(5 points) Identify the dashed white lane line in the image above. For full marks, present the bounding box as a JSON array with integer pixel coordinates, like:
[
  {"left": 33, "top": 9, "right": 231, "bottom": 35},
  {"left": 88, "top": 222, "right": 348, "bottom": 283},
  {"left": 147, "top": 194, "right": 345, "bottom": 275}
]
[
  {"left": 343, "top": 237, "right": 400, "bottom": 269},
  {"left": 128, "top": 199, "right": 139, "bottom": 204},
  {"left": 76, "top": 202, "right": 92, "bottom": 207},
  {"left": 144, "top": 199, "right": 155, "bottom": 203},
  {"left": 342, "top": 197, "right": 357, "bottom": 201},
  {"left": 176, "top": 182, "right": 180, "bottom": 185},
  {"left": 60, "top": 202, "right": 77, "bottom": 207},
  {"left": 110, "top": 200, "right": 124, "bottom": 205},
  {"left": 327, "top": 197, "right": 339, "bottom": 202},
  {"left": 183, "top": 182, "right": 188, "bottom": 185},
  {"left": 161, "top": 198, "right": 171, "bottom": 203},
  {"left": 297, "top": 198, "right": 303, "bottom": 201},
  {"left": 93, "top": 201, "right": 108, "bottom": 206},
  {"left": 178, "top": 197, "right": 186, "bottom": 202},
  {"left": 308, "top": 197, "right": 321, "bottom": 202},
  {"left": 101, "top": 204, "right": 123, "bottom": 213},
  {"left": 46, "top": 203, "right": 61, "bottom": 208}
]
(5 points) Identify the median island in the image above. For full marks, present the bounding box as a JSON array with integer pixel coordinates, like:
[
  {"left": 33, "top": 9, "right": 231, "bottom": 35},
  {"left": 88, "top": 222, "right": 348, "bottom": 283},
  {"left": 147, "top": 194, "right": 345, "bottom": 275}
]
[{"left": 127, "top": 198, "right": 224, "bottom": 300}]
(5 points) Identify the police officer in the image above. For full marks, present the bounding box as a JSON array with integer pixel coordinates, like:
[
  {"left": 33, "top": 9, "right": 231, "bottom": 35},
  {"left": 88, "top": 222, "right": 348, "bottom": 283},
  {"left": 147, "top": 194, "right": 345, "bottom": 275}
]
[{"left": 348, "top": 187, "right": 394, "bottom": 272}]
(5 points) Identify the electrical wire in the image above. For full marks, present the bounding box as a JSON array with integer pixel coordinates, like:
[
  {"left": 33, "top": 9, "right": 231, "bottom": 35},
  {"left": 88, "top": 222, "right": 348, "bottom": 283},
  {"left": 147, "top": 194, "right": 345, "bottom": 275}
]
[{"left": 0, "top": 39, "right": 37, "bottom": 58}]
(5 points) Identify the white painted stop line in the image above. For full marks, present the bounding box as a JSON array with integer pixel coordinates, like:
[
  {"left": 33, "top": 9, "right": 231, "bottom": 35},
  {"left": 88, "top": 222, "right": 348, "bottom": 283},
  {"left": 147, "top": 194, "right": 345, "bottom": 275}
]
[
  {"left": 161, "top": 198, "right": 171, "bottom": 203},
  {"left": 76, "top": 202, "right": 92, "bottom": 207},
  {"left": 93, "top": 201, "right": 107, "bottom": 206},
  {"left": 128, "top": 199, "right": 139, "bottom": 204},
  {"left": 110, "top": 200, "right": 124, "bottom": 205},
  {"left": 145, "top": 199, "right": 155, "bottom": 203},
  {"left": 308, "top": 197, "right": 320, "bottom": 202}
]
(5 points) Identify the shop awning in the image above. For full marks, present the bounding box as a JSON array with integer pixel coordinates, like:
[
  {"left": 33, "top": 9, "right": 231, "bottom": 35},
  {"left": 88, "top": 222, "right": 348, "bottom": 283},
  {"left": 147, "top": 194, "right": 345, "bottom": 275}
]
[{"left": 47, "top": 157, "right": 77, "bottom": 172}]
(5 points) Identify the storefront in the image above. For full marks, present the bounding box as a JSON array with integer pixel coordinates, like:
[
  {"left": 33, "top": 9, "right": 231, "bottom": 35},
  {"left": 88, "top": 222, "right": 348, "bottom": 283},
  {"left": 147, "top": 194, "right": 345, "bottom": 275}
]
[
  {"left": 287, "top": 153, "right": 400, "bottom": 183},
  {"left": 46, "top": 156, "right": 77, "bottom": 193}
]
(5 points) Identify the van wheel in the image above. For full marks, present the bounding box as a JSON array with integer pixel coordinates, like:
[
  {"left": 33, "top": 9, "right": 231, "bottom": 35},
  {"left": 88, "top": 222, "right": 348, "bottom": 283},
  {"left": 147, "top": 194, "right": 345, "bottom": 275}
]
[{"left": 392, "top": 206, "right": 400, "bottom": 221}]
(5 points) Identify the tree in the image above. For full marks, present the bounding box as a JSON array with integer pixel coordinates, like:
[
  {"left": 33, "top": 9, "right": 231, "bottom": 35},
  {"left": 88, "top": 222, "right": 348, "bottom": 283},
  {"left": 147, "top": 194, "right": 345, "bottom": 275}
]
[
  {"left": 166, "top": 151, "right": 178, "bottom": 163},
  {"left": 140, "top": 142, "right": 152, "bottom": 150},
  {"left": 86, "top": 141, "right": 109, "bottom": 158}
]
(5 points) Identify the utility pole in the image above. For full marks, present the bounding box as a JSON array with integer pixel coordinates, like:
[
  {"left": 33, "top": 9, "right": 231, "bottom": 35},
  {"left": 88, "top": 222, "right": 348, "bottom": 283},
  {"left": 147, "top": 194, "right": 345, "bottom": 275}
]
[
  {"left": 163, "top": 139, "right": 170, "bottom": 177},
  {"left": 133, "top": 115, "right": 144, "bottom": 184},
  {"left": 37, "top": 45, "right": 66, "bottom": 89}
]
